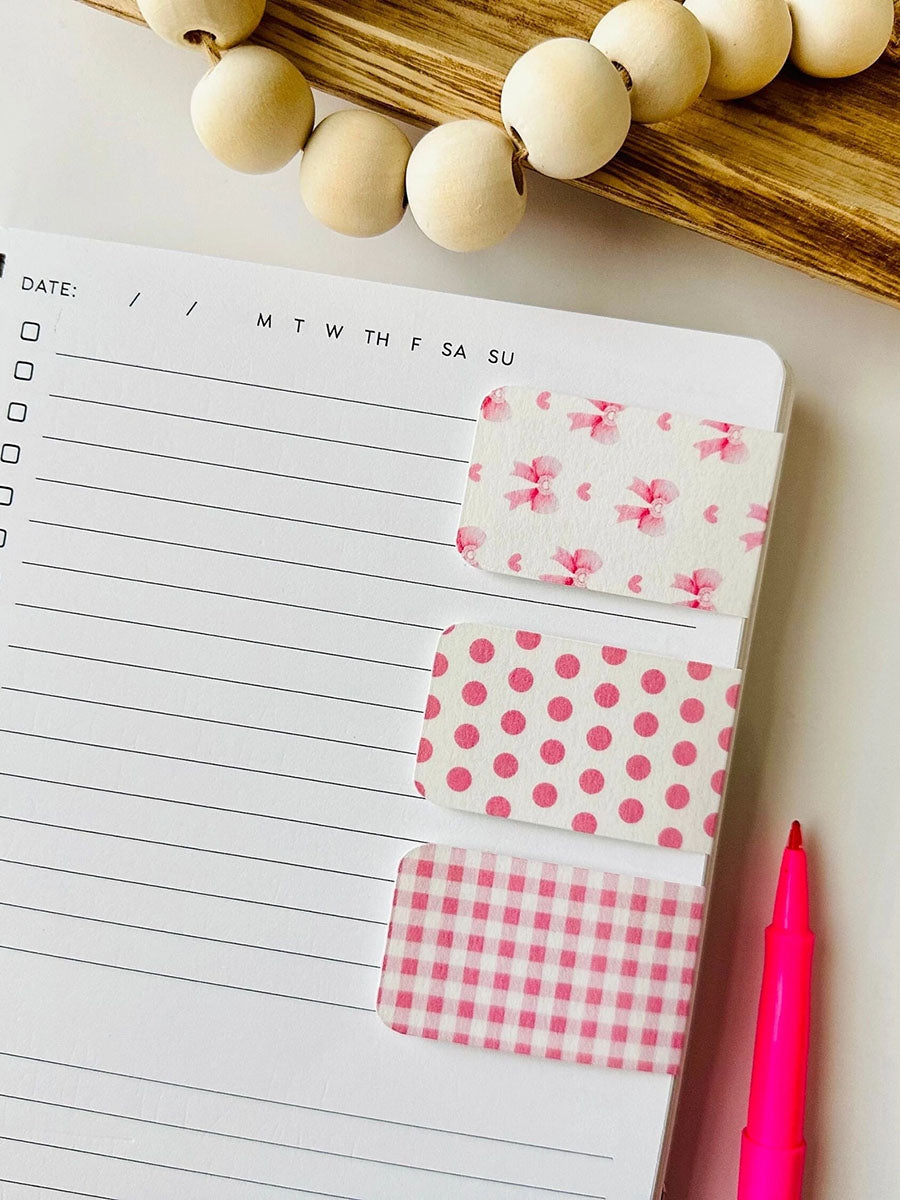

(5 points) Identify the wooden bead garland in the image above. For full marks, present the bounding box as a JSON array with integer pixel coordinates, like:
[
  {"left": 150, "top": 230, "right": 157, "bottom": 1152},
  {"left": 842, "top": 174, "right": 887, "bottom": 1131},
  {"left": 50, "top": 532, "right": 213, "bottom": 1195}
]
[
  {"left": 191, "top": 44, "right": 315, "bottom": 173},
  {"left": 405, "top": 120, "right": 527, "bottom": 252},
  {"left": 591, "top": 0, "right": 711, "bottom": 124},
  {"left": 134, "top": 0, "right": 896, "bottom": 253},
  {"left": 500, "top": 38, "right": 631, "bottom": 180},
  {"left": 299, "top": 109, "right": 412, "bottom": 237}
]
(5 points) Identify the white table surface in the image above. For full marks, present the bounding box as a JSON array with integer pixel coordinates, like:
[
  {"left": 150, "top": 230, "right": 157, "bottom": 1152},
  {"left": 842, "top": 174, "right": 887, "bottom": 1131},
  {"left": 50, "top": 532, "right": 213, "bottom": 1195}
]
[{"left": 2, "top": 4, "right": 898, "bottom": 1197}]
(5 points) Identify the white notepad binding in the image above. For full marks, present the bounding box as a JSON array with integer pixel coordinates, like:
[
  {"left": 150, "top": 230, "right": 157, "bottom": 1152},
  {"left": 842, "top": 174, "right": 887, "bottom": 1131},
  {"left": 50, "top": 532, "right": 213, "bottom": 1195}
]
[{"left": 0, "top": 228, "right": 789, "bottom": 1200}]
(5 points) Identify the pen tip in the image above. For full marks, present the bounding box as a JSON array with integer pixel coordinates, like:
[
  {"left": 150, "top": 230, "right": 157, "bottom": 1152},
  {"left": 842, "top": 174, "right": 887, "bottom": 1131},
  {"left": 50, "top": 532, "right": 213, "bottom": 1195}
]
[{"left": 788, "top": 820, "right": 803, "bottom": 850}]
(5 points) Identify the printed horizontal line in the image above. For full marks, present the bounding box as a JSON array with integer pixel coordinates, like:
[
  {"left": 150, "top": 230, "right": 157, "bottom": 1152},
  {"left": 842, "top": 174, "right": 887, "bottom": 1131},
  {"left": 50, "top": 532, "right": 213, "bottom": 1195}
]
[
  {"left": 0, "top": 1137, "right": 364, "bottom": 1198},
  {"left": 35, "top": 476, "right": 450, "bottom": 548},
  {"left": 0, "top": 1180, "right": 118, "bottom": 1200},
  {"left": 0, "top": 903, "right": 381, "bottom": 969},
  {"left": 0, "top": 813, "right": 394, "bottom": 884},
  {"left": 50, "top": 393, "right": 469, "bottom": 464},
  {"left": 0, "top": 858, "right": 388, "bottom": 926},
  {"left": 0, "top": 1052, "right": 614, "bottom": 1163},
  {"left": 0, "top": 771, "right": 421, "bottom": 846},
  {"left": 0, "top": 727, "right": 419, "bottom": 799},
  {"left": 19, "top": 565, "right": 443, "bottom": 637},
  {"left": 2, "top": 685, "right": 413, "bottom": 757},
  {"left": 54, "top": 351, "right": 477, "bottom": 425},
  {"left": 0, "top": 1099, "right": 606, "bottom": 1197},
  {"left": 8, "top": 645, "right": 421, "bottom": 713},
  {"left": 0, "top": 948, "right": 373, "bottom": 1013},
  {"left": 41, "top": 436, "right": 458, "bottom": 505},
  {"left": 25, "top": 522, "right": 693, "bottom": 626}
]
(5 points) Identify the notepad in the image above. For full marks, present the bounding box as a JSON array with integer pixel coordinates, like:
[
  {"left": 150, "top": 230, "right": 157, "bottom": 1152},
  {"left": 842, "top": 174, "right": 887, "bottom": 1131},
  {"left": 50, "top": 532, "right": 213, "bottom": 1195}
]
[{"left": 0, "top": 228, "right": 789, "bottom": 1200}]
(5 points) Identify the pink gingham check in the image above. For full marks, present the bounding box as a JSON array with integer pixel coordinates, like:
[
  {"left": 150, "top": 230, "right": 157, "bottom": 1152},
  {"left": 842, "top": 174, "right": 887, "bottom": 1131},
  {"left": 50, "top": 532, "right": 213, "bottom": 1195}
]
[{"left": 377, "top": 844, "right": 705, "bottom": 1074}]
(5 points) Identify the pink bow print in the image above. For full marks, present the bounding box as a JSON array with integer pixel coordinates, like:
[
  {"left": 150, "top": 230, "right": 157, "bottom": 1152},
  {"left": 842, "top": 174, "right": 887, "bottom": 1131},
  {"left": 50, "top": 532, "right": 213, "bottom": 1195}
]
[
  {"left": 456, "top": 525, "right": 485, "bottom": 566},
  {"left": 480, "top": 388, "right": 510, "bottom": 422},
  {"left": 673, "top": 568, "right": 722, "bottom": 611},
  {"left": 540, "top": 547, "right": 602, "bottom": 587},
  {"left": 567, "top": 399, "right": 624, "bottom": 444},
  {"left": 615, "top": 477, "right": 679, "bottom": 537},
  {"left": 504, "top": 456, "right": 561, "bottom": 514},
  {"left": 740, "top": 503, "right": 769, "bottom": 551},
  {"left": 694, "top": 420, "right": 749, "bottom": 464}
]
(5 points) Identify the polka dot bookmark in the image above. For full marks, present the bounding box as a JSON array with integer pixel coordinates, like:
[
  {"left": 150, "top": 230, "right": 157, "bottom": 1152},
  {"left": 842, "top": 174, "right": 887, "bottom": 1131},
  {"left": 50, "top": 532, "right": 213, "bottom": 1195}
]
[
  {"left": 458, "top": 385, "right": 784, "bottom": 618},
  {"left": 377, "top": 843, "right": 705, "bottom": 1074},
  {"left": 416, "top": 623, "right": 741, "bottom": 855}
]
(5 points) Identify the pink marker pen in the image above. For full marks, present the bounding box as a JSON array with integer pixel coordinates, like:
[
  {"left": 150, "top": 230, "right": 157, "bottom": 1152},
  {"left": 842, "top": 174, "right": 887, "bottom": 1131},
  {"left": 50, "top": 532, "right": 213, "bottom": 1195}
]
[{"left": 738, "top": 821, "right": 815, "bottom": 1200}]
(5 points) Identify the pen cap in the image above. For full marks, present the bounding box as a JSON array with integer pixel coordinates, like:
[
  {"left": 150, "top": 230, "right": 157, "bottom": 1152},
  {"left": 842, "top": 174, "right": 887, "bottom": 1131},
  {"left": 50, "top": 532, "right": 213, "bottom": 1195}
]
[{"left": 739, "top": 1130, "right": 806, "bottom": 1200}]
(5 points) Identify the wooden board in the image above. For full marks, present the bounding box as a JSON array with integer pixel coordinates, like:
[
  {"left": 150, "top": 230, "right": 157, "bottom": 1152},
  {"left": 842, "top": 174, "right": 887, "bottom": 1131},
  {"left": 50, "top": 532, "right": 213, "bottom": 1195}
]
[{"left": 79, "top": 0, "right": 900, "bottom": 306}]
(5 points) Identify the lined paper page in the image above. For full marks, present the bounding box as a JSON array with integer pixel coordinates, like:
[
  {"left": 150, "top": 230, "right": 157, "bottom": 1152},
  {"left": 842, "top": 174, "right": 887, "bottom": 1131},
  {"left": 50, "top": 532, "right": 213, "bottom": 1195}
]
[{"left": 0, "top": 229, "right": 787, "bottom": 1200}]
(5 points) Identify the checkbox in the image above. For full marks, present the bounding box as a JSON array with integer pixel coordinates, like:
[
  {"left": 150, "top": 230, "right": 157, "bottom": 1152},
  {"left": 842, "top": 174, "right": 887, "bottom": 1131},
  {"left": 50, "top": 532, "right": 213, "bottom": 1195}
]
[
  {"left": 7, "top": 403, "right": 26, "bottom": 422},
  {"left": 0, "top": 487, "right": 12, "bottom": 506},
  {"left": 20, "top": 321, "right": 40, "bottom": 342},
  {"left": 13, "top": 361, "right": 34, "bottom": 381},
  {"left": 1, "top": 444, "right": 20, "bottom": 464},
  {"left": 0, "top": 530, "right": 6, "bottom": 548}
]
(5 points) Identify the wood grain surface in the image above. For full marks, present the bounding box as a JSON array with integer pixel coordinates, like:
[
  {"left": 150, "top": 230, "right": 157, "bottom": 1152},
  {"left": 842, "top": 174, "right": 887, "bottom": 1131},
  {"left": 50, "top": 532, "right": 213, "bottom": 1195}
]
[{"left": 77, "top": 0, "right": 900, "bottom": 305}]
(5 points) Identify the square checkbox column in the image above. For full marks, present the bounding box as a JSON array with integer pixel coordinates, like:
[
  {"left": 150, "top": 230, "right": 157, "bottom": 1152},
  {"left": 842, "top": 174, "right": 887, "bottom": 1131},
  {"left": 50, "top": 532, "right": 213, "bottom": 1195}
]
[
  {"left": 13, "top": 361, "right": 34, "bottom": 381},
  {"left": 0, "top": 444, "right": 20, "bottom": 464}
]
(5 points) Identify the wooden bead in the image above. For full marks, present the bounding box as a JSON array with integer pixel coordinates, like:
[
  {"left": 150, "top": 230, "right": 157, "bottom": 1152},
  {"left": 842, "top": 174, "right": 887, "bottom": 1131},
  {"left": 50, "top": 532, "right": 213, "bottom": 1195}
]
[
  {"left": 684, "top": 0, "right": 792, "bottom": 100},
  {"left": 191, "top": 46, "right": 315, "bottom": 174},
  {"left": 500, "top": 38, "right": 631, "bottom": 179},
  {"left": 590, "top": 0, "right": 711, "bottom": 124},
  {"left": 787, "top": 0, "right": 895, "bottom": 78},
  {"left": 405, "top": 120, "right": 526, "bottom": 253},
  {"left": 136, "top": 0, "right": 265, "bottom": 48},
  {"left": 300, "top": 110, "right": 412, "bottom": 238}
]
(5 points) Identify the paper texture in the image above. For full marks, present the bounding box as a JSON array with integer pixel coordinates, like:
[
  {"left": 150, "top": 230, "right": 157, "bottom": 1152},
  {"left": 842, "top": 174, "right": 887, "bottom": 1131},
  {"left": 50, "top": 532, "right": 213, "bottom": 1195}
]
[
  {"left": 378, "top": 844, "right": 705, "bottom": 1074},
  {"left": 0, "top": 228, "right": 785, "bottom": 1200},
  {"left": 415, "top": 623, "right": 741, "bottom": 854},
  {"left": 458, "top": 386, "right": 784, "bottom": 618}
]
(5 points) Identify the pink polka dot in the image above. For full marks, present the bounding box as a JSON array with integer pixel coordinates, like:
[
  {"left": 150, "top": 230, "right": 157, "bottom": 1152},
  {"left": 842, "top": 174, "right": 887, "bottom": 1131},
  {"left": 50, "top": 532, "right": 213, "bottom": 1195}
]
[
  {"left": 633, "top": 711, "right": 659, "bottom": 737},
  {"left": 432, "top": 652, "right": 448, "bottom": 677},
  {"left": 579, "top": 769, "right": 604, "bottom": 795},
  {"left": 414, "top": 780, "right": 425, "bottom": 796},
  {"left": 532, "top": 782, "right": 558, "bottom": 808},
  {"left": 641, "top": 669, "right": 666, "bottom": 694},
  {"left": 658, "top": 827, "right": 683, "bottom": 849},
  {"left": 417, "top": 737, "right": 433, "bottom": 762},
  {"left": 555, "top": 653, "right": 581, "bottom": 679},
  {"left": 665, "top": 784, "right": 690, "bottom": 810},
  {"left": 500, "top": 709, "right": 526, "bottom": 735},
  {"left": 619, "top": 798, "right": 644, "bottom": 824},
  {"left": 547, "top": 696, "right": 573, "bottom": 722},
  {"left": 462, "top": 681, "right": 487, "bottom": 706},
  {"left": 424, "top": 694, "right": 441, "bottom": 719},
  {"left": 454, "top": 723, "right": 479, "bottom": 749},
  {"left": 726, "top": 683, "right": 741, "bottom": 709},
  {"left": 486, "top": 796, "right": 511, "bottom": 817},
  {"left": 508, "top": 668, "right": 534, "bottom": 693},
  {"left": 515, "top": 631, "right": 542, "bottom": 650},
  {"left": 469, "top": 637, "right": 495, "bottom": 663},
  {"left": 687, "top": 660, "right": 712, "bottom": 680},
  {"left": 711, "top": 769, "right": 726, "bottom": 795},
  {"left": 447, "top": 767, "right": 472, "bottom": 792},
  {"left": 626, "top": 754, "right": 651, "bottom": 781},
  {"left": 703, "top": 812, "right": 718, "bottom": 837},
  {"left": 493, "top": 753, "right": 519, "bottom": 779},
  {"left": 594, "top": 683, "right": 620, "bottom": 708},
  {"left": 540, "top": 739, "right": 566, "bottom": 765},
  {"left": 572, "top": 812, "right": 598, "bottom": 834},
  {"left": 602, "top": 646, "right": 627, "bottom": 665},
  {"left": 586, "top": 725, "right": 612, "bottom": 751},
  {"left": 718, "top": 726, "right": 733, "bottom": 751},
  {"left": 680, "top": 698, "right": 705, "bottom": 723},
  {"left": 673, "top": 740, "right": 697, "bottom": 766}
]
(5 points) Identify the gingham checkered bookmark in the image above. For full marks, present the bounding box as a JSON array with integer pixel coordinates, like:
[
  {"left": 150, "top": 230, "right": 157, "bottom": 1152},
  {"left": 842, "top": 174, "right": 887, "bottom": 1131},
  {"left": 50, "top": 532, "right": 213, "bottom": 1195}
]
[{"left": 377, "top": 843, "right": 705, "bottom": 1074}]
